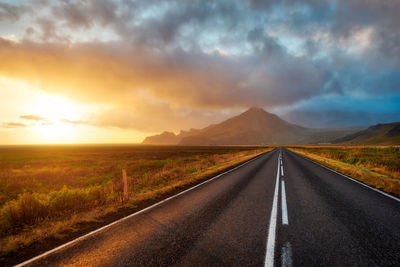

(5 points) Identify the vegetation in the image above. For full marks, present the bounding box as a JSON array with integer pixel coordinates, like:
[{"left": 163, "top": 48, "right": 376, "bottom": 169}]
[
  {"left": 0, "top": 145, "right": 271, "bottom": 256},
  {"left": 288, "top": 146, "right": 400, "bottom": 197}
]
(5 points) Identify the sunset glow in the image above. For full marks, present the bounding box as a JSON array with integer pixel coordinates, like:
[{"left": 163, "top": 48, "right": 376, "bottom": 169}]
[
  {"left": 0, "top": 0, "right": 399, "bottom": 144},
  {"left": 0, "top": 2, "right": 399, "bottom": 265}
]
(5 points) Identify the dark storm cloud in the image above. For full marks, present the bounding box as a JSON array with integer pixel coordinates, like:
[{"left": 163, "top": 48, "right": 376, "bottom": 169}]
[
  {"left": 52, "top": 0, "right": 119, "bottom": 29},
  {"left": 0, "top": 2, "right": 30, "bottom": 22}
]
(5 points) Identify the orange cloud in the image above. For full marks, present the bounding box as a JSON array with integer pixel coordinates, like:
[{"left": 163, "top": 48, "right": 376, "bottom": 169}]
[
  {"left": 1, "top": 122, "right": 27, "bottom": 128},
  {"left": 0, "top": 36, "right": 325, "bottom": 133},
  {"left": 20, "top": 114, "right": 46, "bottom": 121},
  {"left": 0, "top": 38, "right": 274, "bottom": 109}
]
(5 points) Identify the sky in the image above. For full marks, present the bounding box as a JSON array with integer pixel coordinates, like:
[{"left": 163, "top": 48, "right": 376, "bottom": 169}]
[{"left": 0, "top": 0, "right": 399, "bottom": 144}]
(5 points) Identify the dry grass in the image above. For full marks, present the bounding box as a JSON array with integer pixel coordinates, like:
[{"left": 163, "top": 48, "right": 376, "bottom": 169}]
[
  {"left": 288, "top": 146, "right": 400, "bottom": 197},
  {"left": 0, "top": 145, "right": 272, "bottom": 255}
]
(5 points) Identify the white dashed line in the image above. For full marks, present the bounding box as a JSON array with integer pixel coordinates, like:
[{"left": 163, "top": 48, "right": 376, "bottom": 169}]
[{"left": 281, "top": 241, "right": 293, "bottom": 267}]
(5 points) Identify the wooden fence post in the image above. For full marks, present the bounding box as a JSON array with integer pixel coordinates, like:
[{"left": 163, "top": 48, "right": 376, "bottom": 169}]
[{"left": 122, "top": 169, "right": 128, "bottom": 201}]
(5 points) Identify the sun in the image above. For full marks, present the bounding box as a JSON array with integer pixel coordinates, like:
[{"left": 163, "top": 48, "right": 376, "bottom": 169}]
[
  {"left": 0, "top": 76, "right": 148, "bottom": 144},
  {"left": 33, "top": 123, "right": 76, "bottom": 143},
  {"left": 33, "top": 94, "right": 83, "bottom": 122},
  {"left": 29, "top": 94, "right": 86, "bottom": 143}
]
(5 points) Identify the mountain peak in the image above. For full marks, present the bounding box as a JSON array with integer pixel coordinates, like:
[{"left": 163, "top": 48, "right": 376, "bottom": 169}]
[
  {"left": 246, "top": 106, "right": 265, "bottom": 112},
  {"left": 142, "top": 106, "right": 365, "bottom": 145},
  {"left": 241, "top": 107, "right": 278, "bottom": 120}
]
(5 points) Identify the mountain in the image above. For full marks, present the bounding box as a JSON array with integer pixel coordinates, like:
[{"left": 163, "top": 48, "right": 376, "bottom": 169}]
[
  {"left": 179, "top": 107, "right": 306, "bottom": 145},
  {"left": 333, "top": 122, "right": 400, "bottom": 145},
  {"left": 142, "top": 107, "right": 362, "bottom": 145},
  {"left": 142, "top": 131, "right": 180, "bottom": 145},
  {"left": 142, "top": 129, "right": 202, "bottom": 145},
  {"left": 282, "top": 110, "right": 400, "bottom": 128}
]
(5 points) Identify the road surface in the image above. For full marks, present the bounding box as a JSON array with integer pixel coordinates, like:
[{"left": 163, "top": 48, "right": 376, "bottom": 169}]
[{"left": 17, "top": 148, "right": 400, "bottom": 266}]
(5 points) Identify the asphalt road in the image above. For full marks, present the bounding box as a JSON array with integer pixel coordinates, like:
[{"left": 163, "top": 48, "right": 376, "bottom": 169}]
[{"left": 17, "top": 148, "right": 400, "bottom": 267}]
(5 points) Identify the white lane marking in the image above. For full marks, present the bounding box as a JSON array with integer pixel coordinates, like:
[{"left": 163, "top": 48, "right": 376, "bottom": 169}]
[
  {"left": 293, "top": 151, "right": 400, "bottom": 203},
  {"left": 280, "top": 164, "right": 284, "bottom": 177},
  {"left": 15, "top": 151, "right": 274, "bottom": 267},
  {"left": 264, "top": 152, "right": 281, "bottom": 267},
  {"left": 281, "top": 180, "right": 288, "bottom": 225},
  {"left": 281, "top": 241, "right": 293, "bottom": 267}
]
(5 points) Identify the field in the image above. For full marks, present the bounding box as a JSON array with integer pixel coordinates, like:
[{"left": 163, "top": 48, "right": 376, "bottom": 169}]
[
  {"left": 288, "top": 146, "right": 400, "bottom": 197},
  {"left": 0, "top": 145, "right": 271, "bottom": 256}
]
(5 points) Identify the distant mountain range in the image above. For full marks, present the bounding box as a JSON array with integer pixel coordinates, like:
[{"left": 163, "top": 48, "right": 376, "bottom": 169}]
[
  {"left": 282, "top": 110, "right": 400, "bottom": 128},
  {"left": 333, "top": 122, "right": 400, "bottom": 145},
  {"left": 142, "top": 107, "right": 400, "bottom": 145}
]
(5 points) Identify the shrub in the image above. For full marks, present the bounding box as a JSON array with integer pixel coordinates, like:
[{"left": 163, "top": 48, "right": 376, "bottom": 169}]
[
  {"left": 0, "top": 192, "right": 48, "bottom": 236},
  {"left": 49, "top": 186, "right": 90, "bottom": 214},
  {"left": 49, "top": 185, "right": 111, "bottom": 215},
  {"left": 0, "top": 185, "right": 113, "bottom": 237}
]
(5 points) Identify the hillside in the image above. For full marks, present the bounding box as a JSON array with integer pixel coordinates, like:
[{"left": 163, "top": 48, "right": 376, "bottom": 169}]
[
  {"left": 334, "top": 122, "right": 400, "bottom": 145},
  {"left": 142, "top": 131, "right": 181, "bottom": 145},
  {"left": 142, "top": 107, "right": 361, "bottom": 145},
  {"left": 179, "top": 107, "right": 309, "bottom": 145},
  {"left": 282, "top": 110, "right": 400, "bottom": 128}
]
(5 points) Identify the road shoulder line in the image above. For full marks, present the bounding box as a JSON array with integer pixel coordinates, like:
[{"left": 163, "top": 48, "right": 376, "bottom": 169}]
[{"left": 290, "top": 149, "right": 400, "bottom": 203}]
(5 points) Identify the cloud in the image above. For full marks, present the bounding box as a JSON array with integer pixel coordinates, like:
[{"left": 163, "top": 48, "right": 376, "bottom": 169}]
[
  {"left": 0, "top": 36, "right": 327, "bottom": 110},
  {"left": 60, "top": 118, "right": 87, "bottom": 125},
  {"left": 86, "top": 104, "right": 232, "bottom": 132},
  {"left": 0, "top": 2, "right": 30, "bottom": 22},
  {"left": 0, "top": 0, "right": 398, "bottom": 131},
  {"left": 20, "top": 115, "right": 46, "bottom": 121},
  {"left": 1, "top": 122, "right": 27, "bottom": 128}
]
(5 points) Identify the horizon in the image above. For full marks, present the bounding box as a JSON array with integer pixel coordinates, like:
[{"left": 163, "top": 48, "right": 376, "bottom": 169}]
[
  {"left": 0, "top": 105, "right": 398, "bottom": 146},
  {"left": 1, "top": 1, "right": 400, "bottom": 144}
]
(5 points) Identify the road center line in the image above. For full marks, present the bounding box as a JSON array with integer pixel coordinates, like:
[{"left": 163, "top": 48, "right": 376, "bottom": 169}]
[
  {"left": 280, "top": 164, "right": 284, "bottom": 177},
  {"left": 264, "top": 152, "right": 281, "bottom": 267},
  {"left": 281, "top": 241, "right": 293, "bottom": 267},
  {"left": 281, "top": 180, "right": 288, "bottom": 225}
]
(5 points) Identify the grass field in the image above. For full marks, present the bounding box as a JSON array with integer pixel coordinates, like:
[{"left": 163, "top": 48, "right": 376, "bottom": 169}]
[
  {"left": 288, "top": 146, "right": 400, "bottom": 198},
  {"left": 0, "top": 145, "right": 272, "bottom": 256}
]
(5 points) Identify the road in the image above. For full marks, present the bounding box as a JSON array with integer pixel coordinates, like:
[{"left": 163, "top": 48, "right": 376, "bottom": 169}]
[{"left": 17, "top": 148, "right": 400, "bottom": 266}]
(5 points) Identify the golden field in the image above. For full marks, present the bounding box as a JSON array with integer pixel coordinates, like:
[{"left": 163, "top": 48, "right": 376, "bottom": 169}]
[
  {"left": 288, "top": 146, "right": 400, "bottom": 197},
  {"left": 0, "top": 145, "right": 271, "bottom": 256}
]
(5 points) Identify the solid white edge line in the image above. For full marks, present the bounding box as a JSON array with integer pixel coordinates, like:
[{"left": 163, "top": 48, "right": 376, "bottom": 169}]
[
  {"left": 291, "top": 150, "right": 400, "bottom": 203},
  {"left": 264, "top": 152, "right": 281, "bottom": 267},
  {"left": 15, "top": 150, "right": 274, "bottom": 267},
  {"left": 281, "top": 180, "right": 288, "bottom": 225}
]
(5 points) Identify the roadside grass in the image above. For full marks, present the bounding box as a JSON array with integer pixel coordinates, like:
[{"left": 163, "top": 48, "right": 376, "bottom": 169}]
[
  {"left": 288, "top": 146, "right": 400, "bottom": 198},
  {"left": 0, "top": 145, "right": 272, "bottom": 256}
]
